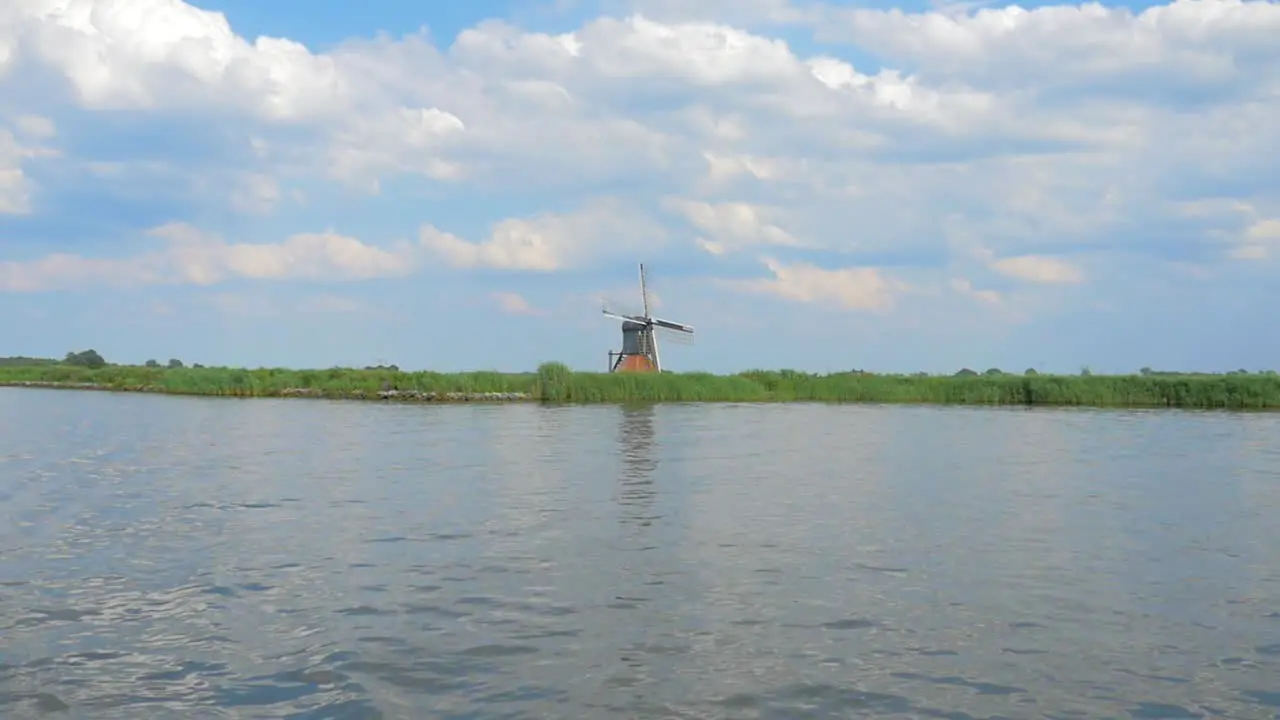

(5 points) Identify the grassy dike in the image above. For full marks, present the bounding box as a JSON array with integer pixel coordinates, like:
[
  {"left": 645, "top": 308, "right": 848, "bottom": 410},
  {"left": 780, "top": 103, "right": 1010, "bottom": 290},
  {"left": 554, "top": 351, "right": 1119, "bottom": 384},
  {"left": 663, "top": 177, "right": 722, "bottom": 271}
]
[{"left": 3, "top": 361, "right": 1280, "bottom": 409}]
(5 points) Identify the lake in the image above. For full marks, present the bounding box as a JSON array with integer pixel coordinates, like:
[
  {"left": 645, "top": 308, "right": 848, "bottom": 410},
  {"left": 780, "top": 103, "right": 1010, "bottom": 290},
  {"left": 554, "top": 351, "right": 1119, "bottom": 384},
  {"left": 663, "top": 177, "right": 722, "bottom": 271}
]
[{"left": 1, "top": 388, "right": 1279, "bottom": 719}]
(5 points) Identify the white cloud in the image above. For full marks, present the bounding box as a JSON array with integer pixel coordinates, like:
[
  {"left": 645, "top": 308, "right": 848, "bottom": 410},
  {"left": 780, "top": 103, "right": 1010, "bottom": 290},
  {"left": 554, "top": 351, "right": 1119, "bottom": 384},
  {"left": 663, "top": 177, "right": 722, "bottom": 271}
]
[
  {"left": 14, "top": 114, "right": 56, "bottom": 138},
  {"left": 420, "top": 200, "right": 665, "bottom": 270},
  {"left": 0, "top": 223, "right": 417, "bottom": 291},
  {"left": 5, "top": 0, "right": 351, "bottom": 119},
  {"left": 701, "top": 151, "right": 784, "bottom": 185},
  {"left": 664, "top": 198, "right": 803, "bottom": 254},
  {"left": 229, "top": 173, "right": 283, "bottom": 214},
  {"left": 454, "top": 15, "right": 801, "bottom": 86},
  {"left": 950, "top": 277, "right": 1001, "bottom": 304},
  {"left": 1231, "top": 218, "right": 1280, "bottom": 260},
  {"left": 814, "top": 0, "right": 1280, "bottom": 95},
  {"left": 723, "top": 257, "right": 906, "bottom": 311},
  {"left": 0, "top": 130, "right": 31, "bottom": 214},
  {"left": 491, "top": 291, "right": 542, "bottom": 315},
  {"left": 0, "top": 123, "right": 59, "bottom": 214},
  {"left": 623, "top": 0, "right": 816, "bottom": 25},
  {"left": 989, "top": 254, "right": 1085, "bottom": 284},
  {"left": 326, "top": 107, "right": 466, "bottom": 188}
]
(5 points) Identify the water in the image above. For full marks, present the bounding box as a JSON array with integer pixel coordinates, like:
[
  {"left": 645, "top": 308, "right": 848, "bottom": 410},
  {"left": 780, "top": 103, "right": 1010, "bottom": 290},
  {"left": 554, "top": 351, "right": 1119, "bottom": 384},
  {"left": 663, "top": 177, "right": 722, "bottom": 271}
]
[{"left": 1, "top": 388, "right": 1279, "bottom": 719}]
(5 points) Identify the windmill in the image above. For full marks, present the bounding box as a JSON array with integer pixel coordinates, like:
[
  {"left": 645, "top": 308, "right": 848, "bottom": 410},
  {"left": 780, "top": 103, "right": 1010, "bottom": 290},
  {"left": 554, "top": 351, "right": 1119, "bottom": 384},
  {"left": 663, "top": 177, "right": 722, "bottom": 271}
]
[{"left": 603, "top": 263, "right": 694, "bottom": 373}]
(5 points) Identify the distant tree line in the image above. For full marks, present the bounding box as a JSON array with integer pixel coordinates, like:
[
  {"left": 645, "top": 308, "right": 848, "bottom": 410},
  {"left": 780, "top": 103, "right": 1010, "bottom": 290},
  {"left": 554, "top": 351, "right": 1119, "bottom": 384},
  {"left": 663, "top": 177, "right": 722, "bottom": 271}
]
[
  {"left": 0, "top": 350, "right": 396, "bottom": 372},
  {"left": 0, "top": 356, "right": 61, "bottom": 367},
  {"left": 948, "top": 366, "right": 1277, "bottom": 377},
  {"left": 0, "top": 350, "right": 204, "bottom": 370}
]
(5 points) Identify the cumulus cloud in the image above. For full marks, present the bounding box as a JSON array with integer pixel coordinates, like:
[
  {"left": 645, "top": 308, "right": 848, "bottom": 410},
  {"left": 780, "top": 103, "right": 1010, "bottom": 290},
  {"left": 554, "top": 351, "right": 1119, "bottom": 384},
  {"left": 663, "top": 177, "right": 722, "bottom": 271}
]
[
  {"left": 664, "top": 198, "right": 804, "bottom": 255},
  {"left": 989, "top": 254, "right": 1085, "bottom": 284},
  {"left": 3, "top": 0, "right": 352, "bottom": 119},
  {"left": 624, "top": 0, "right": 816, "bottom": 25},
  {"left": 0, "top": 223, "right": 417, "bottom": 292},
  {"left": 229, "top": 173, "right": 283, "bottom": 214},
  {"left": 491, "top": 291, "right": 542, "bottom": 315},
  {"left": 723, "top": 257, "right": 906, "bottom": 311},
  {"left": 950, "top": 277, "right": 1001, "bottom": 304},
  {"left": 701, "top": 152, "right": 788, "bottom": 186},
  {"left": 14, "top": 114, "right": 56, "bottom": 138},
  {"left": 1231, "top": 218, "right": 1280, "bottom": 260},
  {"left": 419, "top": 200, "right": 665, "bottom": 271},
  {"left": 0, "top": 130, "right": 30, "bottom": 214},
  {"left": 814, "top": 0, "right": 1280, "bottom": 100},
  {"left": 0, "top": 120, "right": 58, "bottom": 214},
  {"left": 327, "top": 108, "right": 466, "bottom": 188}
]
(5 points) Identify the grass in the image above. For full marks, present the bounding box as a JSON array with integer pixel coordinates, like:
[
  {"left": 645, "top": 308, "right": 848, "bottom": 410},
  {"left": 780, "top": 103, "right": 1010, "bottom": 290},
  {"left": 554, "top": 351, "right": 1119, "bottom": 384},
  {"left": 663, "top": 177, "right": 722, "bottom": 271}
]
[{"left": 3, "top": 360, "right": 1280, "bottom": 409}]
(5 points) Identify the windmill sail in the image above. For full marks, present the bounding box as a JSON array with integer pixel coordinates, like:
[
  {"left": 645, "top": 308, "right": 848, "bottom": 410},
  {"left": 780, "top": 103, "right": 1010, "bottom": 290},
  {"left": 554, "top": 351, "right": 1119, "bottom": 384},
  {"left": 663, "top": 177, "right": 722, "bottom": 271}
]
[{"left": 651, "top": 318, "right": 693, "bottom": 333}]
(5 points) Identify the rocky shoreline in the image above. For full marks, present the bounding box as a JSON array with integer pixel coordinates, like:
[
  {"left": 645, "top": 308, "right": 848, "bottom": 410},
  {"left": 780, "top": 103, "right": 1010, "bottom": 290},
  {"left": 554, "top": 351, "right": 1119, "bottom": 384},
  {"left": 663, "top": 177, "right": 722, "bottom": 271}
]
[{"left": 0, "top": 381, "right": 532, "bottom": 402}]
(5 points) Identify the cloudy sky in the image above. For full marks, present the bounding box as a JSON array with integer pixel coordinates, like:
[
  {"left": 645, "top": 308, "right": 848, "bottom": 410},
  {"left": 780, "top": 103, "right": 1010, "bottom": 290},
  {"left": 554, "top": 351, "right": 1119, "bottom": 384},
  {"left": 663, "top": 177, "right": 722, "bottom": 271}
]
[{"left": 0, "top": 0, "right": 1276, "bottom": 374}]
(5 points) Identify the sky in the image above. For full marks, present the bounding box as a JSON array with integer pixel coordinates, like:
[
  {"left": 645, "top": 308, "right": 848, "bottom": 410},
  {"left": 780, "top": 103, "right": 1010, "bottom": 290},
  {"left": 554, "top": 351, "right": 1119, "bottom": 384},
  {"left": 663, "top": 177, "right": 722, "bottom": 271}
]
[{"left": 0, "top": 0, "right": 1278, "bottom": 375}]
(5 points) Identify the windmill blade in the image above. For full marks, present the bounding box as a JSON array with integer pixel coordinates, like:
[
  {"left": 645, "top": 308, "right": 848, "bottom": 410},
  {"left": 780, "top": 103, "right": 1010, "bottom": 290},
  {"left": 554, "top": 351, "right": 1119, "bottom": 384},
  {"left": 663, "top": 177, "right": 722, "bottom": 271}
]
[
  {"left": 650, "top": 317, "right": 693, "bottom": 333},
  {"left": 603, "top": 310, "right": 644, "bottom": 324},
  {"left": 602, "top": 296, "right": 644, "bottom": 319},
  {"left": 639, "top": 263, "right": 652, "bottom": 318},
  {"left": 654, "top": 324, "right": 695, "bottom": 346}
]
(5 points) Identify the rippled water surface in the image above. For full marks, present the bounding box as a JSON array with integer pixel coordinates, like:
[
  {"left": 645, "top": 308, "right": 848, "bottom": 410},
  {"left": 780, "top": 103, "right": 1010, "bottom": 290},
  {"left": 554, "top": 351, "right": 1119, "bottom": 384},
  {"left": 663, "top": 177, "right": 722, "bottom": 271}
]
[{"left": 2, "top": 388, "right": 1280, "bottom": 719}]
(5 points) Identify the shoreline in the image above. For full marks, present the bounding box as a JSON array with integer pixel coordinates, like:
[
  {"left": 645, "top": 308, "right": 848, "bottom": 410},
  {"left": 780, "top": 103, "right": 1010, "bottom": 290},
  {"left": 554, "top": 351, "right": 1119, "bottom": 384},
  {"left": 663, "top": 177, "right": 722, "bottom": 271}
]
[
  {"left": 0, "top": 381, "right": 532, "bottom": 403},
  {"left": 5, "top": 373, "right": 1280, "bottom": 410}
]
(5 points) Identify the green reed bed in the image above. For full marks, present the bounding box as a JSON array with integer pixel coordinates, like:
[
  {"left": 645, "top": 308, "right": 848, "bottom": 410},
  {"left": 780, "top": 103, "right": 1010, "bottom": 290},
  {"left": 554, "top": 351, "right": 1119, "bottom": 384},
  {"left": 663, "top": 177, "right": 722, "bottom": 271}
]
[
  {"left": 533, "top": 364, "right": 1280, "bottom": 409},
  {"left": 0, "top": 364, "right": 537, "bottom": 398},
  {"left": 3, "top": 362, "right": 1280, "bottom": 408}
]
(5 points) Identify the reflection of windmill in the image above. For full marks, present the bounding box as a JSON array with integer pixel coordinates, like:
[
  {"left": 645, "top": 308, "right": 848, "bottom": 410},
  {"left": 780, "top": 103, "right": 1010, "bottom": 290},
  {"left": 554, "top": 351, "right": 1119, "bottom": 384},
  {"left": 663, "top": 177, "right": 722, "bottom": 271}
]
[
  {"left": 603, "top": 263, "right": 694, "bottom": 373},
  {"left": 617, "top": 405, "right": 659, "bottom": 528}
]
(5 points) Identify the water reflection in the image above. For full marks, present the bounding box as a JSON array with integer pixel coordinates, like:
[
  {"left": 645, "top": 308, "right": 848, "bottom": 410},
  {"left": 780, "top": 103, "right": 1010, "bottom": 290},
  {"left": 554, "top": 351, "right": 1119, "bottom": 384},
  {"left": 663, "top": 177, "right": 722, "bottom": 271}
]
[{"left": 616, "top": 404, "right": 659, "bottom": 529}]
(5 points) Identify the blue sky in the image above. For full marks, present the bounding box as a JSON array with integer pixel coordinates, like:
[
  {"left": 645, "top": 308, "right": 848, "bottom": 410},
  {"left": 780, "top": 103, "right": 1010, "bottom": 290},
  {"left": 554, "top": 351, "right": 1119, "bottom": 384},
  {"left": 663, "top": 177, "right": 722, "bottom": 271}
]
[{"left": 1, "top": 0, "right": 1278, "bottom": 374}]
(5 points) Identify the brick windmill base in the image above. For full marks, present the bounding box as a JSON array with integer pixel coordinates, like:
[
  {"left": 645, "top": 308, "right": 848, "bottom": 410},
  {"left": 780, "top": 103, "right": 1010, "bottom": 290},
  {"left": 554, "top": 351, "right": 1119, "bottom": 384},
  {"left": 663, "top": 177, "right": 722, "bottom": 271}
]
[{"left": 608, "top": 321, "right": 658, "bottom": 372}]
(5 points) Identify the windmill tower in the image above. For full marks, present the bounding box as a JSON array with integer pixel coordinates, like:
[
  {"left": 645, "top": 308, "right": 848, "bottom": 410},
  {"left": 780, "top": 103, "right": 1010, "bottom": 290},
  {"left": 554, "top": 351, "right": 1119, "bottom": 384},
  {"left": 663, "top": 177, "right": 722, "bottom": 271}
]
[{"left": 603, "top": 263, "right": 694, "bottom": 373}]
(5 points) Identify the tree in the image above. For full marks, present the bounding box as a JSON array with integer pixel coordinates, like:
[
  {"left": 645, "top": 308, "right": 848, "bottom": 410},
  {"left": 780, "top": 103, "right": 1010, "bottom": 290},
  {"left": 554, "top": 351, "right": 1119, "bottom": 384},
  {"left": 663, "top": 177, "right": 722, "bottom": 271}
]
[
  {"left": 954, "top": 368, "right": 977, "bottom": 377},
  {"left": 167, "top": 358, "right": 184, "bottom": 369},
  {"left": 983, "top": 368, "right": 1003, "bottom": 376},
  {"left": 1024, "top": 368, "right": 1038, "bottom": 376},
  {"left": 145, "top": 359, "right": 160, "bottom": 368},
  {"left": 64, "top": 349, "right": 106, "bottom": 369}
]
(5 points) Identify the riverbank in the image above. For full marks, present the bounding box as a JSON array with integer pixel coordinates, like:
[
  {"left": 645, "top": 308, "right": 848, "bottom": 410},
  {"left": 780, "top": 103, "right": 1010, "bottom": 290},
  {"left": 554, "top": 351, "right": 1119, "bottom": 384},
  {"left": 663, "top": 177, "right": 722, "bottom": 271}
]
[
  {"left": 3, "top": 362, "right": 1280, "bottom": 409},
  {"left": 0, "top": 381, "right": 530, "bottom": 402}
]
